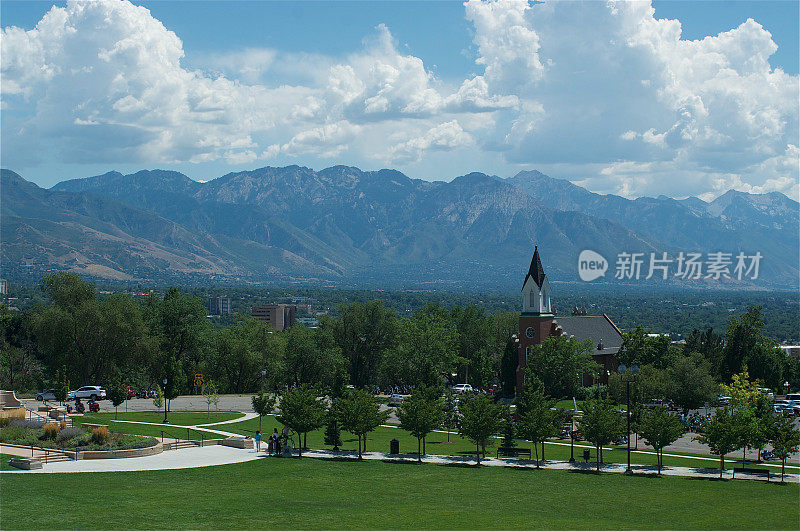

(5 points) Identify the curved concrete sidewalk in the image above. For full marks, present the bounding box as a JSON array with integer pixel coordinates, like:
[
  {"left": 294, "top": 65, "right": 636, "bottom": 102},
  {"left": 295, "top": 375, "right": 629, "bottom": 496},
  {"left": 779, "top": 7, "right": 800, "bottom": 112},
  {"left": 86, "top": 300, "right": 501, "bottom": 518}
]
[{"left": 2, "top": 445, "right": 264, "bottom": 473}]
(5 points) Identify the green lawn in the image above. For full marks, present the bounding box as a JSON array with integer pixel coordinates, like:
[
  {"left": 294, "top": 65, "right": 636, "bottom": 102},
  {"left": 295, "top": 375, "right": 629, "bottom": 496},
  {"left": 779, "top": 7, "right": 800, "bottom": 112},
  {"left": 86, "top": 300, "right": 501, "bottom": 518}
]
[
  {"left": 222, "top": 414, "right": 799, "bottom": 473},
  {"left": 0, "top": 453, "right": 17, "bottom": 471},
  {"left": 1, "top": 457, "right": 797, "bottom": 529},
  {"left": 73, "top": 411, "right": 243, "bottom": 441}
]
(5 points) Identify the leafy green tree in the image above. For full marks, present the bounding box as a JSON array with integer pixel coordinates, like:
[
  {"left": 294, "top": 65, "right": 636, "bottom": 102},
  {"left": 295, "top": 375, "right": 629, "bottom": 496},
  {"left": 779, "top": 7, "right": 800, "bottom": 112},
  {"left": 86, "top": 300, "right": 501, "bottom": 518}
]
[
  {"left": 163, "top": 356, "right": 184, "bottom": 416},
  {"left": 723, "top": 307, "right": 784, "bottom": 387},
  {"left": 389, "top": 304, "right": 457, "bottom": 387},
  {"left": 203, "top": 379, "right": 219, "bottom": 417},
  {"left": 516, "top": 376, "right": 560, "bottom": 465},
  {"left": 619, "top": 327, "right": 672, "bottom": 368},
  {"left": 277, "top": 385, "right": 325, "bottom": 457},
  {"left": 527, "top": 336, "right": 596, "bottom": 399},
  {"left": 501, "top": 407, "right": 517, "bottom": 450},
  {"left": 214, "top": 319, "right": 261, "bottom": 393},
  {"left": 684, "top": 327, "right": 724, "bottom": 377},
  {"left": 324, "top": 401, "right": 342, "bottom": 449},
  {"left": 458, "top": 394, "right": 503, "bottom": 465},
  {"left": 39, "top": 272, "right": 95, "bottom": 313},
  {"left": 578, "top": 399, "right": 624, "bottom": 471},
  {"left": 697, "top": 407, "right": 743, "bottom": 478},
  {"left": 107, "top": 377, "right": 127, "bottom": 420},
  {"left": 251, "top": 392, "right": 276, "bottom": 431},
  {"left": 283, "top": 324, "right": 345, "bottom": 387},
  {"left": 442, "top": 389, "right": 459, "bottom": 442},
  {"left": 770, "top": 415, "right": 800, "bottom": 483},
  {"left": 637, "top": 407, "right": 684, "bottom": 474},
  {"left": 499, "top": 336, "right": 518, "bottom": 398},
  {"left": 450, "top": 305, "right": 493, "bottom": 388},
  {"left": 665, "top": 353, "right": 716, "bottom": 416},
  {"left": 338, "top": 388, "right": 388, "bottom": 459},
  {"left": 153, "top": 384, "right": 164, "bottom": 410},
  {"left": 397, "top": 386, "right": 444, "bottom": 460},
  {"left": 324, "top": 300, "right": 399, "bottom": 388},
  {"left": 54, "top": 365, "right": 69, "bottom": 404}
]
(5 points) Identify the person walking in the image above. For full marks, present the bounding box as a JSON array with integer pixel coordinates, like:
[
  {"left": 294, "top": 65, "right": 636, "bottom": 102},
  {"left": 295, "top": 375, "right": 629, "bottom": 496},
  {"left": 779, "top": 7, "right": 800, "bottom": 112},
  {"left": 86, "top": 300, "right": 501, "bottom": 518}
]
[
  {"left": 255, "top": 430, "right": 262, "bottom": 452},
  {"left": 267, "top": 433, "right": 274, "bottom": 455}
]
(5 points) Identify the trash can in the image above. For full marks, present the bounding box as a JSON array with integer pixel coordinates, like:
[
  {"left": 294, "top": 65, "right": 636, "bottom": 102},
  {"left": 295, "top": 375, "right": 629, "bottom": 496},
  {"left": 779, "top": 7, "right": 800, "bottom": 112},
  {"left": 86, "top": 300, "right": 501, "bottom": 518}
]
[{"left": 390, "top": 438, "right": 399, "bottom": 455}]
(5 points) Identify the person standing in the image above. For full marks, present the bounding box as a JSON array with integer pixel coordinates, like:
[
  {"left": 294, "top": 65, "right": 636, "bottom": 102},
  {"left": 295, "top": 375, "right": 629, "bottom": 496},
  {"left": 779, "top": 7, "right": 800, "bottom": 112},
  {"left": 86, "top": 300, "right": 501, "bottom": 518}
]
[{"left": 255, "top": 430, "right": 262, "bottom": 452}]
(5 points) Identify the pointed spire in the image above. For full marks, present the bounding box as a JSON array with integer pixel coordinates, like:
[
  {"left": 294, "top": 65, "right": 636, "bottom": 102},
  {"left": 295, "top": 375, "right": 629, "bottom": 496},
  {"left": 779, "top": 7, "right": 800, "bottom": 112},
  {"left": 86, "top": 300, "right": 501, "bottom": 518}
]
[{"left": 523, "top": 245, "right": 547, "bottom": 290}]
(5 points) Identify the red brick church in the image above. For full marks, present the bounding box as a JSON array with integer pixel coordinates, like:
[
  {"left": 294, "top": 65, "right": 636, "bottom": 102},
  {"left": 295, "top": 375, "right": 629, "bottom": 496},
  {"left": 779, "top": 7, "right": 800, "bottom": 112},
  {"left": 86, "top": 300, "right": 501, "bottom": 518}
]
[{"left": 516, "top": 246, "right": 621, "bottom": 395}]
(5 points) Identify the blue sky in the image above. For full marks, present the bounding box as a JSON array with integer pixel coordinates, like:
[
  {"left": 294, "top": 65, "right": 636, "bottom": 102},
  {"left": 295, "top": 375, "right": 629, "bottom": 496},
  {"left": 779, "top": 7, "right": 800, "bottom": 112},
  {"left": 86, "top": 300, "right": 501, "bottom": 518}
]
[{"left": 2, "top": 1, "right": 798, "bottom": 200}]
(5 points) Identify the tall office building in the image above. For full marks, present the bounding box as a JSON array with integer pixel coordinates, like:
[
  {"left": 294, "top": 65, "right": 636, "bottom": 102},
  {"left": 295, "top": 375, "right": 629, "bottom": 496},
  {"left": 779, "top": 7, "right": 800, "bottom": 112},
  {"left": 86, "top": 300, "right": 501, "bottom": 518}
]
[{"left": 251, "top": 304, "right": 296, "bottom": 331}]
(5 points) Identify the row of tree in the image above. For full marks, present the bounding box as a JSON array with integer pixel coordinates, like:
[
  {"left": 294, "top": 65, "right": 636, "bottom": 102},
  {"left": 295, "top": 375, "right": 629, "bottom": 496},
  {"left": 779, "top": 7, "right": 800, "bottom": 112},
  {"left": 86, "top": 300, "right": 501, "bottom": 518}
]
[{"left": 256, "top": 371, "right": 799, "bottom": 482}]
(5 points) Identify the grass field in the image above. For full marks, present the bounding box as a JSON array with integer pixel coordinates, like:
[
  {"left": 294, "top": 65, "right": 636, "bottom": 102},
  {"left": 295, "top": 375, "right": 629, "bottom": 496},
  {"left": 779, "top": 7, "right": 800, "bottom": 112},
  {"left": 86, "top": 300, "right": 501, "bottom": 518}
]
[{"left": 1, "top": 457, "right": 797, "bottom": 529}]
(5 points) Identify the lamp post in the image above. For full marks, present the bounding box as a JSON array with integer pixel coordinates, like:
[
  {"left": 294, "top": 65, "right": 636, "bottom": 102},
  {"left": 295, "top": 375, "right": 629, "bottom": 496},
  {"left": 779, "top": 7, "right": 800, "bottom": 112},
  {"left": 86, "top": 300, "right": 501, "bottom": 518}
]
[
  {"left": 618, "top": 364, "right": 638, "bottom": 474},
  {"left": 163, "top": 377, "right": 168, "bottom": 424}
]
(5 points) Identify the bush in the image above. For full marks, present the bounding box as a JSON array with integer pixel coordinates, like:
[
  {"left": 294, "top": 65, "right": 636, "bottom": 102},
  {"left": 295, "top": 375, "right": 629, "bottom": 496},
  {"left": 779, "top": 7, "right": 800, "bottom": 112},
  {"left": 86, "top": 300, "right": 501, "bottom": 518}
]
[
  {"left": 42, "top": 423, "right": 61, "bottom": 440},
  {"left": 91, "top": 426, "right": 110, "bottom": 445},
  {"left": 57, "top": 427, "right": 85, "bottom": 442},
  {"left": 0, "top": 425, "right": 29, "bottom": 443},
  {"left": 60, "top": 420, "right": 67, "bottom": 430},
  {"left": 9, "top": 419, "right": 45, "bottom": 429}
]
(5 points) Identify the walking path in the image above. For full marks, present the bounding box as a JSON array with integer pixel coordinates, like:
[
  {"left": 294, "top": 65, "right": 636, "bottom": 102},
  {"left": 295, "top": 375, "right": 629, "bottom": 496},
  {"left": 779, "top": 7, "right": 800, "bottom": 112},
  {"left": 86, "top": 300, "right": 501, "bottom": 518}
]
[
  {"left": 4, "top": 444, "right": 796, "bottom": 482},
  {"left": 196, "top": 412, "right": 257, "bottom": 427}
]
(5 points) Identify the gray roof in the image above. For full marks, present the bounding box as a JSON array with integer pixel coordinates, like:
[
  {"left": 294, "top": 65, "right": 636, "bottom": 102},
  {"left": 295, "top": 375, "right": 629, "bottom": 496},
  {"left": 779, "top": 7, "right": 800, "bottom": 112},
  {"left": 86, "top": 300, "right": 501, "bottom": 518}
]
[{"left": 553, "top": 315, "right": 622, "bottom": 356}]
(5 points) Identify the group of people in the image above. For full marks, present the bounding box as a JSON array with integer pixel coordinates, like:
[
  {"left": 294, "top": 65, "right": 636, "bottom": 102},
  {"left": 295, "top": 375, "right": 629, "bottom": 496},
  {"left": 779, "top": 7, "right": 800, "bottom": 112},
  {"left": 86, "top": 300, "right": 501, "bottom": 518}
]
[{"left": 254, "top": 427, "right": 289, "bottom": 456}]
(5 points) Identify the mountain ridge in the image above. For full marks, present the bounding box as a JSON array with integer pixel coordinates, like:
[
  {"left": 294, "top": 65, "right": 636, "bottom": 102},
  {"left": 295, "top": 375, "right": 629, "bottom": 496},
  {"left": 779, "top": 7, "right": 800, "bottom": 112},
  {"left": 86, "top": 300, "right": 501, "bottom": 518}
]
[{"left": 0, "top": 165, "right": 794, "bottom": 288}]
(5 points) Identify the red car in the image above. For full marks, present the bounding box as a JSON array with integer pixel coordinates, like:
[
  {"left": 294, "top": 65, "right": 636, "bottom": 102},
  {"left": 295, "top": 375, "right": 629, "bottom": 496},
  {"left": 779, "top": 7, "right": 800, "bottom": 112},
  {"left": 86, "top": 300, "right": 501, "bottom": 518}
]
[{"left": 125, "top": 386, "right": 136, "bottom": 399}]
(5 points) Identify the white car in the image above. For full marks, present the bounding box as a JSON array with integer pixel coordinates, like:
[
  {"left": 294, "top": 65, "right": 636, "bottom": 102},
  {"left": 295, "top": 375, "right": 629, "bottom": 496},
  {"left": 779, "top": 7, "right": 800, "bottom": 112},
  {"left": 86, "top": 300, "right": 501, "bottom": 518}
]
[
  {"left": 452, "top": 384, "right": 473, "bottom": 394},
  {"left": 67, "top": 386, "right": 106, "bottom": 401}
]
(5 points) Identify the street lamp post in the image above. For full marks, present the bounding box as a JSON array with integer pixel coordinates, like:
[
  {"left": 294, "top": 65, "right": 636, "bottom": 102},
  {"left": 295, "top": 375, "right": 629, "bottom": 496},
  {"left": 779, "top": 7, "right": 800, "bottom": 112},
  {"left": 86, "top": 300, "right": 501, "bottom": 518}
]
[
  {"left": 618, "top": 364, "right": 638, "bottom": 474},
  {"left": 163, "top": 377, "right": 168, "bottom": 423}
]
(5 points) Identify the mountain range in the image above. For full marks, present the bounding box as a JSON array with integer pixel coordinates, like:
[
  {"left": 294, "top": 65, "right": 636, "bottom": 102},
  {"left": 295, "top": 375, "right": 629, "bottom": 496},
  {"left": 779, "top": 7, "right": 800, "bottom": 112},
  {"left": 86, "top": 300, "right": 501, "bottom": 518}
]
[{"left": 2, "top": 166, "right": 797, "bottom": 289}]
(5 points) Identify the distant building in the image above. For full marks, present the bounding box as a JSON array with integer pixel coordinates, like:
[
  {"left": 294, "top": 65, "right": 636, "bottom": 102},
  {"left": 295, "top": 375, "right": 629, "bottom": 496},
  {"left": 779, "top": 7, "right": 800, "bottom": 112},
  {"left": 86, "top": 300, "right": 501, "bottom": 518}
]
[
  {"left": 0, "top": 279, "right": 6, "bottom": 296},
  {"left": 252, "top": 304, "right": 296, "bottom": 331},
  {"left": 208, "top": 296, "right": 232, "bottom": 316},
  {"left": 780, "top": 345, "right": 800, "bottom": 359},
  {"left": 516, "top": 246, "right": 622, "bottom": 395}
]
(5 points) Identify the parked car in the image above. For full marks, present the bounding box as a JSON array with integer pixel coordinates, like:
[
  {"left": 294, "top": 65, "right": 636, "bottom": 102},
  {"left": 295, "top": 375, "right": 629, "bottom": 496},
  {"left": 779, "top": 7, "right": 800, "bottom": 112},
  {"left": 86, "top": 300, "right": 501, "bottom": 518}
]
[
  {"left": 388, "top": 394, "right": 404, "bottom": 407},
  {"left": 716, "top": 395, "right": 731, "bottom": 406},
  {"left": 67, "top": 386, "right": 106, "bottom": 401},
  {"left": 758, "top": 387, "right": 774, "bottom": 401},
  {"left": 785, "top": 393, "right": 800, "bottom": 402},
  {"left": 125, "top": 386, "right": 136, "bottom": 399},
  {"left": 35, "top": 389, "right": 57, "bottom": 401},
  {"left": 452, "top": 384, "right": 473, "bottom": 394}
]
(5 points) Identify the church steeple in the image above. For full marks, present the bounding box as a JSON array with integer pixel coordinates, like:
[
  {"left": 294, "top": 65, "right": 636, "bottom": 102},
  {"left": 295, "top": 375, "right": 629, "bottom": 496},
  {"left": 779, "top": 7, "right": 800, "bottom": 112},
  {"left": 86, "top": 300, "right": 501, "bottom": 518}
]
[
  {"left": 521, "top": 245, "right": 552, "bottom": 315},
  {"left": 522, "top": 245, "right": 546, "bottom": 290}
]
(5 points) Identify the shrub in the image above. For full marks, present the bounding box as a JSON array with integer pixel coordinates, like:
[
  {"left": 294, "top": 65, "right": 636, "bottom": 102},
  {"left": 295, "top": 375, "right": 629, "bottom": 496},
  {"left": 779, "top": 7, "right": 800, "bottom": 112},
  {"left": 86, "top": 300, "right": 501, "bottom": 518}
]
[
  {"left": 91, "top": 426, "right": 110, "bottom": 445},
  {"left": 9, "top": 419, "right": 45, "bottom": 429},
  {"left": 0, "top": 417, "right": 10, "bottom": 428},
  {"left": 57, "top": 427, "right": 85, "bottom": 442},
  {"left": 42, "top": 423, "right": 61, "bottom": 440},
  {"left": 0, "top": 425, "right": 29, "bottom": 443},
  {"left": 60, "top": 420, "right": 67, "bottom": 430}
]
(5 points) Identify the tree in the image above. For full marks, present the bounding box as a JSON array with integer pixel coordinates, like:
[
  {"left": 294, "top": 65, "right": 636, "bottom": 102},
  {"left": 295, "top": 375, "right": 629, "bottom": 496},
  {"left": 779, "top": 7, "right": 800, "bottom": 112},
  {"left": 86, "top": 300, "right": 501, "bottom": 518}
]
[
  {"left": 277, "top": 385, "right": 325, "bottom": 457},
  {"left": 723, "top": 307, "right": 784, "bottom": 388},
  {"left": 665, "top": 353, "right": 715, "bottom": 416},
  {"left": 770, "top": 415, "right": 800, "bottom": 483},
  {"left": 458, "top": 394, "right": 503, "bottom": 465},
  {"left": 107, "top": 377, "right": 127, "bottom": 420},
  {"left": 501, "top": 407, "right": 517, "bottom": 450},
  {"left": 578, "top": 399, "right": 624, "bottom": 471},
  {"left": 697, "top": 407, "right": 743, "bottom": 478},
  {"left": 451, "top": 305, "right": 493, "bottom": 388},
  {"left": 163, "top": 356, "right": 184, "bottom": 417},
  {"left": 54, "top": 365, "right": 69, "bottom": 405},
  {"left": 203, "top": 379, "right": 220, "bottom": 417},
  {"left": 516, "top": 377, "right": 560, "bottom": 466},
  {"left": 442, "top": 389, "right": 459, "bottom": 442},
  {"left": 637, "top": 407, "right": 684, "bottom": 474},
  {"left": 325, "top": 300, "right": 398, "bottom": 388},
  {"left": 527, "top": 336, "right": 596, "bottom": 399},
  {"left": 251, "top": 391, "right": 276, "bottom": 431},
  {"left": 389, "top": 305, "right": 457, "bottom": 388},
  {"left": 324, "top": 401, "right": 342, "bottom": 449},
  {"left": 397, "top": 386, "right": 444, "bottom": 461},
  {"left": 338, "top": 388, "right": 388, "bottom": 459},
  {"left": 153, "top": 384, "right": 164, "bottom": 410}
]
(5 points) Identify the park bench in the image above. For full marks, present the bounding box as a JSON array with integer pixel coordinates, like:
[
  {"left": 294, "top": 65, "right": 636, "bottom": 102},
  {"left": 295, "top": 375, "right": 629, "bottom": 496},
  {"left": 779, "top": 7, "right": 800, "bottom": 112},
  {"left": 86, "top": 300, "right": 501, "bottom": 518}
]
[
  {"left": 733, "top": 467, "right": 770, "bottom": 481},
  {"left": 496, "top": 447, "right": 532, "bottom": 459}
]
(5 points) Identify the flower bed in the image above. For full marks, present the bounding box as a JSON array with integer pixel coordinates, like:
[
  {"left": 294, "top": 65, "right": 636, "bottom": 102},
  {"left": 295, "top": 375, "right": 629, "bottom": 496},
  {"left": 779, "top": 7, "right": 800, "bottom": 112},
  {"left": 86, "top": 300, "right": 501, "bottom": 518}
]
[{"left": 0, "top": 419, "right": 157, "bottom": 452}]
